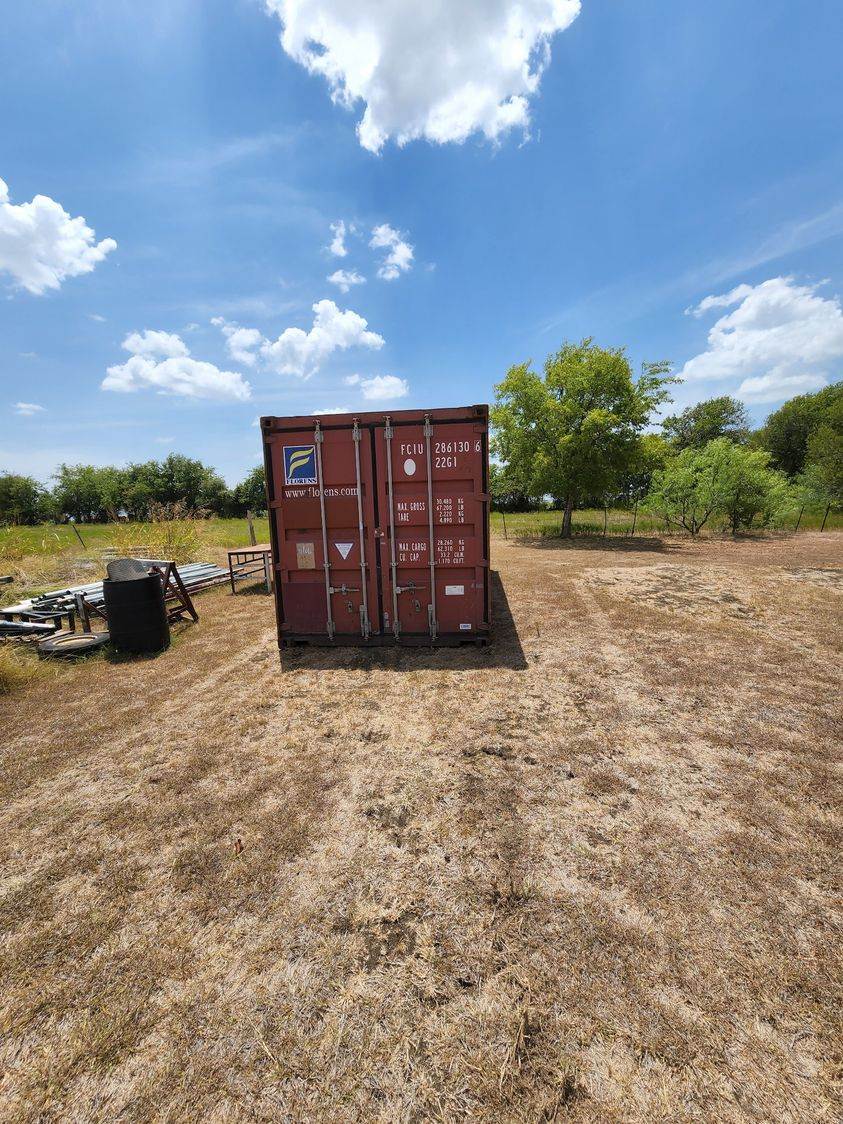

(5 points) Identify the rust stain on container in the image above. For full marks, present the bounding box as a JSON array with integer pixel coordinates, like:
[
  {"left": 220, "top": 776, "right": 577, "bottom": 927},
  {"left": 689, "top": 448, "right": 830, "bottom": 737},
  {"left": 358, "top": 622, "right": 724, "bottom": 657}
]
[{"left": 261, "top": 405, "right": 491, "bottom": 647}]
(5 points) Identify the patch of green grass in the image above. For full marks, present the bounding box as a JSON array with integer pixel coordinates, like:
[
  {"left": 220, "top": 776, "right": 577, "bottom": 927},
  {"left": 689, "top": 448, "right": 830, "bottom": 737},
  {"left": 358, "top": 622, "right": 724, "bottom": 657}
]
[
  {"left": 1, "top": 518, "right": 272, "bottom": 557},
  {"left": 490, "top": 506, "right": 842, "bottom": 537}
]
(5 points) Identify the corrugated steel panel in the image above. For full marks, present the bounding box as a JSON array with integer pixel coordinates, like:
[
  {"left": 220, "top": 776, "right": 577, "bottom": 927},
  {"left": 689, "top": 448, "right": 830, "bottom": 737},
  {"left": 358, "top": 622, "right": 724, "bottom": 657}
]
[{"left": 261, "top": 404, "right": 490, "bottom": 647}]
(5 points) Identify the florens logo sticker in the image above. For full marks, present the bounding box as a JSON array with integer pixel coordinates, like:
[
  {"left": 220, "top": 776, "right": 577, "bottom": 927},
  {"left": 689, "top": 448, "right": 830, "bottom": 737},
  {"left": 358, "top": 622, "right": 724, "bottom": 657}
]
[{"left": 283, "top": 445, "right": 317, "bottom": 485}]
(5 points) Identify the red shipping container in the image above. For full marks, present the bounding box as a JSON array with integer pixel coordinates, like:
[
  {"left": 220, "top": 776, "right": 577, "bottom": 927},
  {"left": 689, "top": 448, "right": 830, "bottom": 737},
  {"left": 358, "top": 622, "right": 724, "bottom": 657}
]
[{"left": 261, "top": 405, "right": 491, "bottom": 647}]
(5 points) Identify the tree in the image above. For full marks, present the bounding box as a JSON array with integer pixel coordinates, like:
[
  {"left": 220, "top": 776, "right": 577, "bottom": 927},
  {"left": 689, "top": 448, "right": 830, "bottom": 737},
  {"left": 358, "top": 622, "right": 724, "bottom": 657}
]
[
  {"left": 757, "top": 382, "right": 842, "bottom": 476},
  {"left": 616, "top": 434, "right": 672, "bottom": 507},
  {"left": 488, "top": 461, "right": 539, "bottom": 512},
  {"left": 799, "top": 424, "right": 843, "bottom": 527},
  {"left": 52, "top": 464, "right": 127, "bottom": 522},
  {"left": 492, "top": 339, "right": 675, "bottom": 536},
  {"left": 662, "top": 396, "right": 750, "bottom": 449},
  {"left": 0, "top": 473, "right": 50, "bottom": 525},
  {"left": 644, "top": 438, "right": 792, "bottom": 535},
  {"left": 232, "top": 465, "right": 267, "bottom": 515},
  {"left": 123, "top": 455, "right": 232, "bottom": 517}
]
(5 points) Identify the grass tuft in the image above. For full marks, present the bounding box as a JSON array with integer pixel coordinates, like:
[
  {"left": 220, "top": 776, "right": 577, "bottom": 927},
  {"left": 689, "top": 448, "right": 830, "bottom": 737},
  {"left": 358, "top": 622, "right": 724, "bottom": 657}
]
[
  {"left": 0, "top": 645, "right": 42, "bottom": 695},
  {"left": 111, "top": 502, "right": 201, "bottom": 563}
]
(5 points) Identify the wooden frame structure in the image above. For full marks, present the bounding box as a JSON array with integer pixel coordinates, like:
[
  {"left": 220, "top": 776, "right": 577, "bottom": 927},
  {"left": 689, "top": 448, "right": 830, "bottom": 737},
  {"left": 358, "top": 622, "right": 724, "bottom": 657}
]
[{"left": 227, "top": 546, "right": 273, "bottom": 594}]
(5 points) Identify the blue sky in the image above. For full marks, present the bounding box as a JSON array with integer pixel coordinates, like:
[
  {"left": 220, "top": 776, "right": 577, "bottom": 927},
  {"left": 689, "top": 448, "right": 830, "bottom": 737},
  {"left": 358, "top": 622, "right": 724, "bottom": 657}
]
[{"left": 2, "top": 0, "right": 842, "bottom": 485}]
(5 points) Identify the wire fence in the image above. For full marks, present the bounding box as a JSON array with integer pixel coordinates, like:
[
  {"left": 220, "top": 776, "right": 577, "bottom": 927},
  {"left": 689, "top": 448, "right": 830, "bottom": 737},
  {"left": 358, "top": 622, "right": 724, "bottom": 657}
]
[{"left": 491, "top": 505, "right": 842, "bottom": 539}]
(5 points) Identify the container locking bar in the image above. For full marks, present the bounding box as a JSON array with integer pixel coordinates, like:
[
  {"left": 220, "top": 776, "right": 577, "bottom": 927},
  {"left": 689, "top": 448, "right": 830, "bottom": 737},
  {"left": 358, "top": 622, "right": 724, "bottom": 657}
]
[
  {"left": 314, "top": 421, "right": 334, "bottom": 640},
  {"left": 352, "top": 420, "right": 370, "bottom": 639},
  {"left": 384, "top": 416, "right": 400, "bottom": 638},
  {"left": 423, "top": 413, "right": 438, "bottom": 641}
]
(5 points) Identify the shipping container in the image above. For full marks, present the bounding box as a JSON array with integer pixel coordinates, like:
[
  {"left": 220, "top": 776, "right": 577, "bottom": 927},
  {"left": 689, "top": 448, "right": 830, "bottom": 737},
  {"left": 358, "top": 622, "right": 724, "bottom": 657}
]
[{"left": 261, "top": 405, "right": 490, "bottom": 647}]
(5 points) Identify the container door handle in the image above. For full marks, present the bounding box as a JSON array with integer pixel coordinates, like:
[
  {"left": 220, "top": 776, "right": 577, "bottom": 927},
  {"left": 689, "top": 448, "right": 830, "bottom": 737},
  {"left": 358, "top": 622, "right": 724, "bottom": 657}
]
[
  {"left": 423, "top": 413, "right": 438, "bottom": 641},
  {"left": 384, "top": 416, "right": 400, "bottom": 638},
  {"left": 314, "top": 421, "right": 335, "bottom": 641},
  {"left": 352, "top": 419, "right": 370, "bottom": 639}
]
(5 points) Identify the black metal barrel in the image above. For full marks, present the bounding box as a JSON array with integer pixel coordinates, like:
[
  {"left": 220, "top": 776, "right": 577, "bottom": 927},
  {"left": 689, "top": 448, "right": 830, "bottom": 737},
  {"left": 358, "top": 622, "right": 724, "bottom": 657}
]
[{"left": 103, "top": 574, "right": 170, "bottom": 654}]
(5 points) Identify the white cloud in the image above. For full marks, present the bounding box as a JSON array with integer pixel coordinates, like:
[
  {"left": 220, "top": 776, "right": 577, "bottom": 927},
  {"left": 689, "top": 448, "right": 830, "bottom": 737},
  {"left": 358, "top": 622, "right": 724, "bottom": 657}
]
[
  {"left": 122, "top": 329, "right": 188, "bottom": 358},
  {"left": 103, "top": 331, "right": 251, "bottom": 402},
  {"left": 736, "top": 372, "right": 828, "bottom": 404},
  {"left": 263, "top": 1, "right": 581, "bottom": 153},
  {"left": 679, "top": 277, "right": 843, "bottom": 404},
  {"left": 211, "top": 317, "right": 264, "bottom": 366},
  {"left": 13, "top": 402, "right": 45, "bottom": 416},
  {"left": 313, "top": 405, "right": 350, "bottom": 415},
  {"left": 260, "top": 299, "right": 383, "bottom": 377},
  {"left": 88, "top": 312, "right": 107, "bottom": 322},
  {"left": 350, "top": 374, "right": 410, "bottom": 401},
  {"left": 370, "top": 224, "right": 413, "bottom": 280},
  {"left": 0, "top": 176, "right": 116, "bottom": 295},
  {"left": 328, "top": 219, "right": 348, "bottom": 257},
  {"left": 327, "top": 268, "right": 366, "bottom": 293},
  {"left": 685, "top": 284, "right": 754, "bottom": 318}
]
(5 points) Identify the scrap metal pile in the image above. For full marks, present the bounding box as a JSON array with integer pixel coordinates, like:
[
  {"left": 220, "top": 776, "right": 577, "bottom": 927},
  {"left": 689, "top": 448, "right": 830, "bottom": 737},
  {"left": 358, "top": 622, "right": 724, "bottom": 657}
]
[{"left": 0, "top": 559, "right": 229, "bottom": 641}]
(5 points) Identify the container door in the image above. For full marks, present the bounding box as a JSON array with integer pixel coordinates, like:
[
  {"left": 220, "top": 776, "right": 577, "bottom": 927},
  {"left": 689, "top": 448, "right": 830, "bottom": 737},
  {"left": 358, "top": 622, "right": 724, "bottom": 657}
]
[
  {"left": 375, "top": 414, "right": 489, "bottom": 641},
  {"left": 268, "top": 421, "right": 380, "bottom": 639}
]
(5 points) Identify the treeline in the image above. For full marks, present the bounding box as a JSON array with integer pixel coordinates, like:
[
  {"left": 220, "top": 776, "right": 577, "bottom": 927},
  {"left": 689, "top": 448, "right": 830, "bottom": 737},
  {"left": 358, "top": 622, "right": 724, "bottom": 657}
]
[
  {"left": 2, "top": 358, "right": 841, "bottom": 533},
  {"left": 0, "top": 455, "right": 267, "bottom": 524},
  {"left": 491, "top": 341, "right": 842, "bottom": 535}
]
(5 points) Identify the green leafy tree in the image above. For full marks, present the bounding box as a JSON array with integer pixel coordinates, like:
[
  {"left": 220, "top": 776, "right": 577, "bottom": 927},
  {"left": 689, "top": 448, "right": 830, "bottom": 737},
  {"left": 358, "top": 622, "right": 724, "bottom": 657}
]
[
  {"left": 0, "top": 473, "right": 50, "bottom": 525},
  {"left": 488, "top": 461, "right": 539, "bottom": 512},
  {"left": 645, "top": 438, "right": 792, "bottom": 535},
  {"left": 232, "top": 465, "right": 267, "bottom": 515},
  {"left": 757, "top": 382, "right": 842, "bottom": 475},
  {"left": 492, "top": 339, "right": 675, "bottom": 536},
  {"left": 123, "top": 455, "right": 231, "bottom": 517},
  {"left": 617, "top": 433, "right": 672, "bottom": 507},
  {"left": 662, "top": 396, "right": 750, "bottom": 449},
  {"left": 799, "top": 424, "right": 843, "bottom": 527},
  {"left": 52, "top": 464, "right": 127, "bottom": 522}
]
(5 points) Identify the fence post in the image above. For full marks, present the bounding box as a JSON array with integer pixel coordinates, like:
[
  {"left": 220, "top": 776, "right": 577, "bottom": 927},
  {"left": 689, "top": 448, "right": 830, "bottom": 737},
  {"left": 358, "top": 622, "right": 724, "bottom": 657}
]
[
  {"left": 70, "top": 522, "right": 86, "bottom": 548},
  {"left": 794, "top": 504, "right": 804, "bottom": 532},
  {"left": 631, "top": 500, "right": 638, "bottom": 536},
  {"left": 603, "top": 508, "right": 608, "bottom": 537},
  {"left": 247, "top": 509, "right": 257, "bottom": 546},
  {"left": 821, "top": 504, "right": 831, "bottom": 532},
  {"left": 502, "top": 511, "right": 508, "bottom": 540}
]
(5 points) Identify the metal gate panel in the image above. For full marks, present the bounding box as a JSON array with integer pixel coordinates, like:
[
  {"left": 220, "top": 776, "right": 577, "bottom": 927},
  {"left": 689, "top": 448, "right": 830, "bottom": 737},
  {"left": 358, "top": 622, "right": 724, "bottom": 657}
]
[{"left": 264, "top": 420, "right": 380, "bottom": 640}]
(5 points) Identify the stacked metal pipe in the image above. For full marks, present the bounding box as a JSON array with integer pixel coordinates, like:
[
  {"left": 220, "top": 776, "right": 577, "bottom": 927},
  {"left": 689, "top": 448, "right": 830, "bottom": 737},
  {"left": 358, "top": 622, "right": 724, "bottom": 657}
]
[{"left": 1, "top": 560, "right": 229, "bottom": 621}]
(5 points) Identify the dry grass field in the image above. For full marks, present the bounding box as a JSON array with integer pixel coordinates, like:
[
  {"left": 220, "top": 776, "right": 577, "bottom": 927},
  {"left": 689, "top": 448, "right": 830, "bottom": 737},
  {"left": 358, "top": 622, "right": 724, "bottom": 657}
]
[{"left": 1, "top": 532, "right": 841, "bottom": 1122}]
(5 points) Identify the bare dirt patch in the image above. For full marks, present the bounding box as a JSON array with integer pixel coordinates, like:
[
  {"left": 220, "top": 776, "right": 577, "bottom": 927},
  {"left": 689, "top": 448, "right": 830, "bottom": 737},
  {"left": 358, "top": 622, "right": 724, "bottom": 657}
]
[{"left": 1, "top": 533, "right": 841, "bottom": 1122}]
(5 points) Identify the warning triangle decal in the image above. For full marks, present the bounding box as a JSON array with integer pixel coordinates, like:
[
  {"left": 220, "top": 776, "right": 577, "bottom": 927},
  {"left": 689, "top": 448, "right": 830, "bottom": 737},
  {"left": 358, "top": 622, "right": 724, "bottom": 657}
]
[{"left": 335, "top": 542, "right": 353, "bottom": 559}]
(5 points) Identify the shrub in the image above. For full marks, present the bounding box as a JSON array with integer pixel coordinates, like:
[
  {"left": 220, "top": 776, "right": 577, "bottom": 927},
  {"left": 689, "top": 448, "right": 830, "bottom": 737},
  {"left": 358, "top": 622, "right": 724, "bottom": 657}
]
[
  {"left": 645, "top": 439, "right": 793, "bottom": 535},
  {"left": 111, "top": 502, "right": 200, "bottom": 563}
]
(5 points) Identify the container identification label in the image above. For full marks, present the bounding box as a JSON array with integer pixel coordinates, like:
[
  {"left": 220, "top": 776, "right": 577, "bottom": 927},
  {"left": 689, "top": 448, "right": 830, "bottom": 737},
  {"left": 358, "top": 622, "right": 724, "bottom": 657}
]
[
  {"left": 283, "top": 445, "right": 317, "bottom": 485},
  {"left": 296, "top": 541, "right": 316, "bottom": 569}
]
